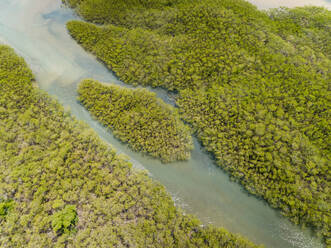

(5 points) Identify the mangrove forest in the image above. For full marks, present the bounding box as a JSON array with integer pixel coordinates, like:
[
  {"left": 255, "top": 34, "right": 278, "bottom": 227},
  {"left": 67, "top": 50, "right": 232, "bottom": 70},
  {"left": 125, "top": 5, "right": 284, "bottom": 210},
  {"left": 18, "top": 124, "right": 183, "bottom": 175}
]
[
  {"left": 65, "top": 0, "right": 331, "bottom": 244},
  {"left": 0, "top": 44, "right": 259, "bottom": 247}
]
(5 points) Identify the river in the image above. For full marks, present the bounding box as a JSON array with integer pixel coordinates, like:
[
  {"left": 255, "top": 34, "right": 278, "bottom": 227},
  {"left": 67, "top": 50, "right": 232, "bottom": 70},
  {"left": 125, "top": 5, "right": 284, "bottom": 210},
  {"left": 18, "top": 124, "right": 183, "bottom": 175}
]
[{"left": 0, "top": 0, "right": 326, "bottom": 247}]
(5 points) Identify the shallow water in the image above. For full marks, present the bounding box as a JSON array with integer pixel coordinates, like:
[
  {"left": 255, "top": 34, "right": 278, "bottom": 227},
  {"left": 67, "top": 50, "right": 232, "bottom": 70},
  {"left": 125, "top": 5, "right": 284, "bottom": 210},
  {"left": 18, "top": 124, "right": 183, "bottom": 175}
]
[
  {"left": 247, "top": 0, "right": 331, "bottom": 10},
  {"left": 0, "top": 0, "right": 326, "bottom": 247}
]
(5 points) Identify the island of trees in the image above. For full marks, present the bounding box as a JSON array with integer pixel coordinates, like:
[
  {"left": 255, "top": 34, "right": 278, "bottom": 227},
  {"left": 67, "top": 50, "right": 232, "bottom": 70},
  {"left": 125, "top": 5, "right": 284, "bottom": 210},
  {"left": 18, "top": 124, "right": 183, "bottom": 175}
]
[
  {"left": 78, "top": 79, "right": 193, "bottom": 162},
  {"left": 65, "top": 0, "right": 331, "bottom": 244},
  {"left": 0, "top": 44, "right": 259, "bottom": 247}
]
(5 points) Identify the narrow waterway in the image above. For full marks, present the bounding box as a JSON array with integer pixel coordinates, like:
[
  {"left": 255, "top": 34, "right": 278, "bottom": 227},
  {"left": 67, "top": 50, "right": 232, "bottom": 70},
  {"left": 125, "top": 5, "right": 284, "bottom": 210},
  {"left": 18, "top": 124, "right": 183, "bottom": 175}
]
[{"left": 0, "top": 0, "right": 326, "bottom": 247}]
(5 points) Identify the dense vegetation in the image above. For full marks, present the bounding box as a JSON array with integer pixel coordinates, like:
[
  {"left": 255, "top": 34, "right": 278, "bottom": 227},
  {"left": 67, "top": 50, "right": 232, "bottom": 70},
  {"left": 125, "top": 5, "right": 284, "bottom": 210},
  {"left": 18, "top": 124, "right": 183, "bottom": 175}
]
[
  {"left": 0, "top": 44, "right": 259, "bottom": 247},
  {"left": 65, "top": 0, "right": 331, "bottom": 243},
  {"left": 78, "top": 79, "right": 193, "bottom": 162},
  {"left": 269, "top": 6, "right": 331, "bottom": 59}
]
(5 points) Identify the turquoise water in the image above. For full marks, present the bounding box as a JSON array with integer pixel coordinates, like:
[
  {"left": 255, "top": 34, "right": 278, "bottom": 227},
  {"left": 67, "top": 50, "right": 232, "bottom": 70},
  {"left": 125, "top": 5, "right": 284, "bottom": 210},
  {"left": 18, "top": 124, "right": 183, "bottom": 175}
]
[{"left": 0, "top": 0, "right": 326, "bottom": 247}]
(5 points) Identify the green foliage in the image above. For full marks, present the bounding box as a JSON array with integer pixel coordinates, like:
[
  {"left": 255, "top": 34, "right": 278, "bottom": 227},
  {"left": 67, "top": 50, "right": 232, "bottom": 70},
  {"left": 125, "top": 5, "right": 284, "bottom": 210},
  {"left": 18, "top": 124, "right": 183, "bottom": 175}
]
[
  {"left": 0, "top": 45, "right": 259, "bottom": 247},
  {"left": 269, "top": 6, "right": 331, "bottom": 58},
  {"left": 0, "top": 200, "right": 14, "bottom": 219},
  {"left": 78, "top": 79, "right": 193, "bottom": 162},
  {"left": 178, "top": 84, "right": 330, "bottom": 241},
  {"left": 65, "top": 0, "right": 188, "bottom": 25},
  {"left": 65, "top": 0, "right": 331, "bottom": 243},
  {"left": 51, "top": 205, "right": 78, "bottom": 235}
]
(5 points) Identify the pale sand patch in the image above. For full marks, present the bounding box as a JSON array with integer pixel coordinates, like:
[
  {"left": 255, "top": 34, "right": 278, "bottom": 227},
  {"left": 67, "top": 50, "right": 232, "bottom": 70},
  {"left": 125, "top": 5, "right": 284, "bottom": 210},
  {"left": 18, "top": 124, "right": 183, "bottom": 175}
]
[{"left": 247, "top": 0, "right": 331, "bottom": 10}]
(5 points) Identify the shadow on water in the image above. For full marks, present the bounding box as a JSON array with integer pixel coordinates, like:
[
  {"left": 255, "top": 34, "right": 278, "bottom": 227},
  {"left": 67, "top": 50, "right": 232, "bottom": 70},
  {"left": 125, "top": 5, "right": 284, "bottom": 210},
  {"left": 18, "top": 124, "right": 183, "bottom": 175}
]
[{"left": 0, "top": 0, "right": 326, "bottom": 247}]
